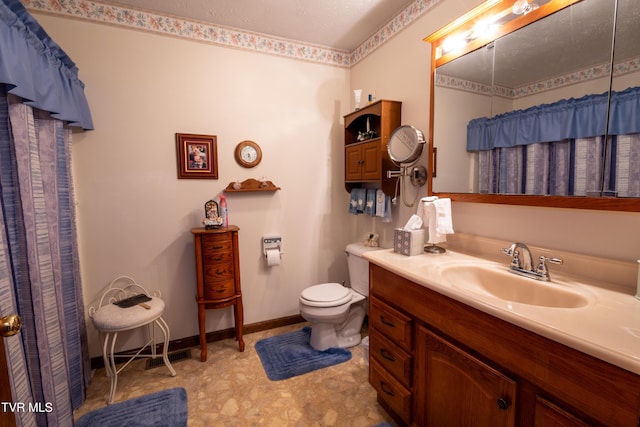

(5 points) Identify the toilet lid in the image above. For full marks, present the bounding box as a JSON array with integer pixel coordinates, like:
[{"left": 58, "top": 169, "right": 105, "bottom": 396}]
[{"left": 300, "top": 283, "right": 351, "bottom": 307}]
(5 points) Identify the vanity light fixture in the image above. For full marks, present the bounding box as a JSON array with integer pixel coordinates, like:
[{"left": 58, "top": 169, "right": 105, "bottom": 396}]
[{"left": 442, "top": 15, "right": 500, "bottom": 55}]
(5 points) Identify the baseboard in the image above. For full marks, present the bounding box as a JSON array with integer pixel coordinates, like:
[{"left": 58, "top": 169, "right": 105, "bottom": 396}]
[{"left": 90, "top": 314, "right": 305, "bottom": 370}]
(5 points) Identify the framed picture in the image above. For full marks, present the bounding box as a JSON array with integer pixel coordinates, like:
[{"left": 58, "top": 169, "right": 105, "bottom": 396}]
[{"left": 175, "top": 133, "right": 218, "bottom": 179}]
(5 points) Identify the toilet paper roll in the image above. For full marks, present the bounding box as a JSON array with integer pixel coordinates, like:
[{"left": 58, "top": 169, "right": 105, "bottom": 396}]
[{"left": 266, "top": 248, "right": 281, "bottom": 267}]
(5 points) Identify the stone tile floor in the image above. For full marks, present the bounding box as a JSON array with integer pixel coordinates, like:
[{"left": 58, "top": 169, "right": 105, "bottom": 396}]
[{"left": 74, "top": 323, "right": 395, "bottom": 426}]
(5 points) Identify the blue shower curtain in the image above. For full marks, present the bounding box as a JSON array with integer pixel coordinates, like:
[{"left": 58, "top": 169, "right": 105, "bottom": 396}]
[{"left": 0, "top": 0, "right": 93, "bottom": 425}]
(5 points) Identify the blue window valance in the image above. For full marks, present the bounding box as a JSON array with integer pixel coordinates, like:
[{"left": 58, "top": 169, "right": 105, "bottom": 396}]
[
  {"left": 467, "top": 86, "right": 640, "bottom": 152},
  {"left": 0, "top": 0, "right": 93, "bottom": 129}
]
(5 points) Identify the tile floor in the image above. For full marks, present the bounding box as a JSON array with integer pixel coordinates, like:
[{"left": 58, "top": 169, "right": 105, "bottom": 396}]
[{"left": 74, "top": 323, "right": 396, "bottom": 426}]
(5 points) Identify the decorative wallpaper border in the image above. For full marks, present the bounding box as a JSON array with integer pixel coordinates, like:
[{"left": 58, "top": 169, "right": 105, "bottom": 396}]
[
  {"left": 23, "top": 0, "right": 440, "bottom": 68},
  {"left": 437, "top": 57, "right": 640, "bottom": 99}
]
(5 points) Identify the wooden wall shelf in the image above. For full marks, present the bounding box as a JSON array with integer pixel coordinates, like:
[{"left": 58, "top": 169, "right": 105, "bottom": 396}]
[{"left": 224, "top": 178, "right": 280, "bottom": 193}]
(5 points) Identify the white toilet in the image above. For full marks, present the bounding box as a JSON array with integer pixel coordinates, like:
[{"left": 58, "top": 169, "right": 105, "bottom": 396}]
[{"left": 299, "top": 242, "right": 382, "bottom": 351}]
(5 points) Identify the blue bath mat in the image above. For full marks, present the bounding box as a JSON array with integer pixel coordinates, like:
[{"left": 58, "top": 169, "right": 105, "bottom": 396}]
[
  {"left": 75, "top": 387, "right": 187, "bottom": 427},
  {"left": 255, "top": 326, "right": 352, "bottom": 381}
]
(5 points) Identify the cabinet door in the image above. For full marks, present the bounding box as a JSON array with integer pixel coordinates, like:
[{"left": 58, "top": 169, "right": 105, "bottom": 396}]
[
  {"left": 415, "top": 326, "right": 517, "bottom": 427},
  {"left": 361, "top": 140, "right": 381, "bottom": 180},
  {"left": 345, "top": 144, "right": 363, "bottom": 181},
  {"left": 534, "top": 397, "right": 591, "bottom": 427}
]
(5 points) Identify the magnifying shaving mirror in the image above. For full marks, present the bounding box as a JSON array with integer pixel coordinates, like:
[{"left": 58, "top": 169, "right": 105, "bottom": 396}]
[{"left": 387, "top": 125, "right": 428, "bottom": 206}]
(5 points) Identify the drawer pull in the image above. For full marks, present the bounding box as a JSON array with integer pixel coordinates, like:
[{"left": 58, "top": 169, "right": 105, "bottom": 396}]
[
  {"left": 212, "top": 245, "right": 224, "bottom": 249},
  {"left": 497, "top": 397, "right": 510, "bottom": 410},
  {"left": 380, "top": 381, "right": 395, "bottom": 397},
  {"left": 380, "top": 349, "right": 396, "bottom": 362},
  {"left": 380, "top": 316, "right": 395, "bottom": 328},
  {"left": 213, "top": 256, "right": 224, "bottom": 261}
]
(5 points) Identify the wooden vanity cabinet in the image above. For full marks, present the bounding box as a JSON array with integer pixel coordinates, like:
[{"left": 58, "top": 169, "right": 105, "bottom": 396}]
[
  {"left": 344, "top": 100, "right": 401, "bottom": 195},
  {"left": 369, "top": 263, "right": 640, "bottom": 427},
  {"left": 192, "top": 226, "right": 244, "bottom": 362}
]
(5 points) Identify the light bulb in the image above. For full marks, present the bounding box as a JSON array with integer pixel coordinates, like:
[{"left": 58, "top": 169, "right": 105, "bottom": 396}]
[{"left": 512, "top": 0, "right": 530, "bottom": 15}]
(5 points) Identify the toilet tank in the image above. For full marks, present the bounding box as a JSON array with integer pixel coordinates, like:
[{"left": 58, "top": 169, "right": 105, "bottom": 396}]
[{"left": 345, "top": 243, "right": 383, "bottom": 296}]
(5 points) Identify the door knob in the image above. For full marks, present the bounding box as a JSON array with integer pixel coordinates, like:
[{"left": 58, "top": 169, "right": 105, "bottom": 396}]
[{"left": 1, "top": 314, "right": 22, "bottom": 337}]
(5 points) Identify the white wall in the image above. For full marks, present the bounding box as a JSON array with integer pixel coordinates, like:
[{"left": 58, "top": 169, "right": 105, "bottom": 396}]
[
  {"left": 35, "top": 14, "right": 357, "bottom": 357},
  {"left": 351, "top": 0, "right": 640, "bottom": 261}
]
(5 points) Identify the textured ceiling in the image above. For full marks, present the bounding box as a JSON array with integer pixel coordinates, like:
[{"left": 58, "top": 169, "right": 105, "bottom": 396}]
[{"left": 105, "top": 0, "right": 416, "bottom": 51}]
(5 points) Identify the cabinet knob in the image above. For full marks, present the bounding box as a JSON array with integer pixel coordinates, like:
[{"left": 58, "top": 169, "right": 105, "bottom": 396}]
[{"left": 496, "top": 397, "right": 510, "bottom": 410}]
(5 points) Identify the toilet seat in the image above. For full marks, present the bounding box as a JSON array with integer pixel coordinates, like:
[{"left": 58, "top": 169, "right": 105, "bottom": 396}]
[{"left": 300, "top": 283, "right": 353, "bottom": 308}]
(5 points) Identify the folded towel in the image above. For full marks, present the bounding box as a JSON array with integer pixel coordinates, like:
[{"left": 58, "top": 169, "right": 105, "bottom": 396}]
[
  {"left": 365, "top": 189, "right": 376, "bottom": 216},
  {"left": 375, "top": 189, "right": 385, "bottom": 217}
]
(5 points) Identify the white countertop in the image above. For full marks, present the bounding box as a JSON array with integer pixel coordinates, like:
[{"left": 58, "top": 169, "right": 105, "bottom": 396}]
[{"left": 364, "top": 248, "right": 640, "bottom": 375}]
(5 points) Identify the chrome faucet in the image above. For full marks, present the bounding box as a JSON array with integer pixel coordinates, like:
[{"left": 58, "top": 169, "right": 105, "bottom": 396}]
[{"left": 501, "top": 242, "right": 563, "bottom": 281}]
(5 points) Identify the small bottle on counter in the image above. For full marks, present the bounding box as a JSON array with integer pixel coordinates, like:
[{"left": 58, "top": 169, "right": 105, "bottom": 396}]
[{"left": 219, "top": 194, "right": 228, "bottom": 227}]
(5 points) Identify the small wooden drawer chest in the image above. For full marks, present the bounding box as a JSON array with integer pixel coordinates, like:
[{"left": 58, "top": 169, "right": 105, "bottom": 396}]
[{"left": 191, "top": 226, "right": 244, "bottom": 362}]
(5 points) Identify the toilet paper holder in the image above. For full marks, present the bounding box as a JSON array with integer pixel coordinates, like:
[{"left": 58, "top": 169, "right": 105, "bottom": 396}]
[{"left": 262, "top": 236, "right": 283, "bottom": 258}]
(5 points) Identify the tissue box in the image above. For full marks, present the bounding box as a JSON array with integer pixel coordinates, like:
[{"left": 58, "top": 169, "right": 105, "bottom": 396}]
[{"left": 393, "top": 229, "right": 425, "bottom": 256}]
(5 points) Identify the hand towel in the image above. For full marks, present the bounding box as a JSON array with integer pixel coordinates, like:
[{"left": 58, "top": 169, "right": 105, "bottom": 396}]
[
  {"left": 355, "top": 188, "right": 366, "bottom": 213},
  {"left": 416, "top": 197, "right": 453, "bottom": 244},
  {"left": 434, "top": 198, "right": 454, "bottom": 235},
  {"left": 382, "top": 196, "right": 393, "bottom": 223},
  {"left": 348, "top": 189, "right": 359, "bottom": 214},
  {"left": 375, "top": 189, "right": 385, "bottom": 217},
  {"left": 348, "top": 188, "right": 366, "bottom": 215},
  {"left": 365, "top": 189, "right": 376, "bottom": 216}
]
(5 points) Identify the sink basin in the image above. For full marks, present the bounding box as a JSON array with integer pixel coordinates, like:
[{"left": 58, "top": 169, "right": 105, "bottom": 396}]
[{"left": 440, "top": 264, "right": 590, "bottom": 308}]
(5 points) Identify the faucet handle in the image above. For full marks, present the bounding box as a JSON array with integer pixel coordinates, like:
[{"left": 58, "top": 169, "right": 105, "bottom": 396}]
[
  {"left": 500, "top": 244, "right": 516, "bottom": 256},
  {"left": 536, "top": 255, "right": 564, "bottom": 280},
  {"left": 501, "top": 244, "right": 521, "bottom": 269},
  {"left": 540, "top": 255, "right": 563, "bottom": 265}
]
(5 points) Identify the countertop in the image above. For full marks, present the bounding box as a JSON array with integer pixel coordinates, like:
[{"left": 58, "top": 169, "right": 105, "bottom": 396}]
[{"left": 364, "top": 248, "right": 640, "bottom": 375}]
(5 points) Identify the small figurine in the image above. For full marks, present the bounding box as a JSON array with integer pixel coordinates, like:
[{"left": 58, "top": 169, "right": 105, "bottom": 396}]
[
  {"left": 202, "top": 199, "right": 223, "bottom": 229},
  {"left": 232, "top": 180, "right": 242, "bottom": 190}
]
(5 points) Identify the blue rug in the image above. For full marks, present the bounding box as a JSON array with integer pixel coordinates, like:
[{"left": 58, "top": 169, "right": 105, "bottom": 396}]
[
  {"left": 255, "top": 326, "right": 352, "bottom": 381},
  {"left": 75, "top": 387, "right": 187, "bottom": 427}
]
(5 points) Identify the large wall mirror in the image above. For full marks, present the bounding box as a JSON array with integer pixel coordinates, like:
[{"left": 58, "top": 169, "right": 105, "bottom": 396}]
[{"left": 425, "top": 0, "right": 640, "bottom": 212}]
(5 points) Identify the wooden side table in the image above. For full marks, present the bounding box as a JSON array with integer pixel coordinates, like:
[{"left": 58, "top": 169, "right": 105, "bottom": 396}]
[{"left": 191, "top": 226, "right": 244, "bottom": 362}]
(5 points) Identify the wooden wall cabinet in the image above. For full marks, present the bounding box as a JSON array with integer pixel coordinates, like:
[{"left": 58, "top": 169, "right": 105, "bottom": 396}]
[
  {"left": 344, "top": 100, "right": 401, "bottom": 195},
  {"left": 192, "top": 226, "right": 244, "bottom": 362},
  {"left": 369, "top": 263, "right": 640, "bottom": 427}
]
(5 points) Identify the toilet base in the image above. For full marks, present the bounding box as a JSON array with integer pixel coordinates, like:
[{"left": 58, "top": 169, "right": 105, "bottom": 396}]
[{"left": 308, "top": 302, "right": 365, "bottom": 351}]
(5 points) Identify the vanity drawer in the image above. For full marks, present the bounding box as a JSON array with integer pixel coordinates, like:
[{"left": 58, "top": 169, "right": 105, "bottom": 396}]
[
  {"left": 370, "top": 297, "right": 413, "bottom": 350},
  {"left": 370, "top": 331, "right": 412, "bottom": 388},
  {"left": 370, "top": 357, "right": 412, "bottom": 425},
  {"left": 204, "top": 279, "right": 236, "bottom": 300}
]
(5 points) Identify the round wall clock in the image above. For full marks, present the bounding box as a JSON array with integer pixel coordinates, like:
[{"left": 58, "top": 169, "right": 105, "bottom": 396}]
[{"left": 234, "top": 140, "right": 262, "bottom": 168}]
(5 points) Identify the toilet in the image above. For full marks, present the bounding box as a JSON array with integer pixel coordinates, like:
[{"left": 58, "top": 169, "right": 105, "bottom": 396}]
[{"left": 299, "top": 242, "right": 382, "bottom": 351}]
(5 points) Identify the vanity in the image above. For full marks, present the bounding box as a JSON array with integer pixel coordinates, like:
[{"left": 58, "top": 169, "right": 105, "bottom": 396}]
[{"left": 364, "top": 240, "right": 640, "bottom": 427}]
